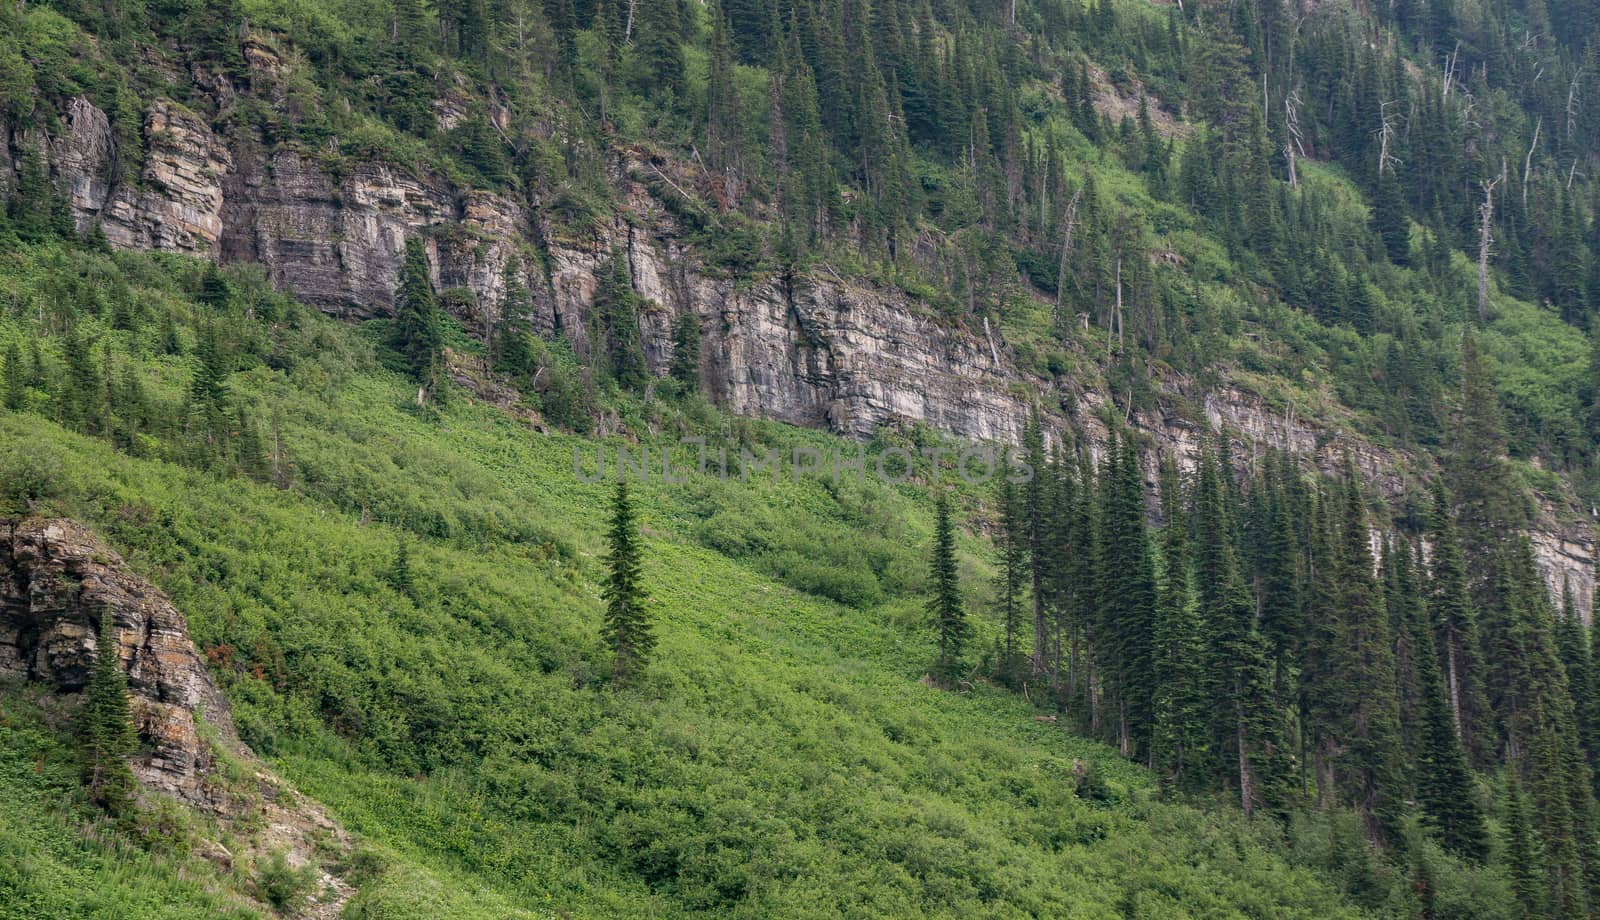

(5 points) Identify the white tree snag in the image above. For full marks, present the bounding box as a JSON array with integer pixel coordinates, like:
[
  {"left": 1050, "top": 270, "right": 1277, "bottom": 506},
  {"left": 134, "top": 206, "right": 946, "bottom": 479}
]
[
  {"left": 1478, "top": 168, "right": 1504, "bottom": 324},
  {"left": 1523, "top": 116, "right": 1541, "bottom": 210}
]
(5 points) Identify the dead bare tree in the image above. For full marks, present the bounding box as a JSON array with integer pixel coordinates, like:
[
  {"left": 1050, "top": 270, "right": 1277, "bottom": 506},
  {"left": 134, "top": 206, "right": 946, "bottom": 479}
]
[
  {"left": 1285, "top": 89, "right": 1305, "bottom": 188},
  {"left": 1569, "top": 68, "right": 1585, "bottom": 142},
  {"left": 1052, "top": 187, "right": 1083, "bottom": 328},
  {"left": 1522, "top": 115, "right": 1541, "bottom": 210},
  {"left": 1378, "top": 100, "right": 1402, "bottom": 176},
  {"left": 1478, "top": 165, "right": 1505, "bottom": 324}
]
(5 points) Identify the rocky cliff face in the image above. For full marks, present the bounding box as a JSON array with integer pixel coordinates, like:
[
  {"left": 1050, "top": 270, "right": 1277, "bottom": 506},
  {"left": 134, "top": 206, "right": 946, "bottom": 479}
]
[
  {"left": 0, "top": 518, "right": 235, "bottom": 805},
  {"left": 0, "top": 517, "right": 355, "bottom": 915},
  {"left": 16, "top": 87, "right": 1595, "bottom": 610}
]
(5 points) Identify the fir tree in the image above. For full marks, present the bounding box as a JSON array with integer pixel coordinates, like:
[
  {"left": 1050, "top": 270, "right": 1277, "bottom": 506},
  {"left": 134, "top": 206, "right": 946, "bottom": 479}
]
[
  {"left": 3, "top": 338, "right": 24, "bottom": 411},
  {"left": 928, "top": 492, "right": 969, "bottom": 683},
  {"left": 595, "top": 250, "right": 648, "bottom": 391},
  {"left": 392, "top": 539, "right": 417, "bottom": 601},
  {"left": 1505, "top": 768, "right": 1544, "bottom": 919},
  {"left": 602, "top": 479, "right": 654, "bottom": 684},
  {"left": 1445, "top": 333, "right": 1527, "bottom": 597},
  {"left": 1407, "top": 539, "right": 1489, "bottom": 861},
  {"left": 1330, "top": 457, "right": 1406, "bottom": 843},
  {"left": 633, "top": 0, "right": 686, "bottom": 99},
  {"left": 199, "top": 262, "right": 231, "bottom": 311},
  {"left": 994, "top": 475, "right": 1028, "bottom": 688},
  {"left": 79, "top": 609, "right": 138, "bottom": 812},
  {"left": 1153, "top": 456, "right": 1207, "bottom": 790},
  {"left": 669, "top": 312, "right": 701, "bottom": 392},
  {"left": 1427, "top": 483, "right": 1494, "bottom": 766},
  {"left": 390, "top": 237, "right": 445, "bottom": 400}
]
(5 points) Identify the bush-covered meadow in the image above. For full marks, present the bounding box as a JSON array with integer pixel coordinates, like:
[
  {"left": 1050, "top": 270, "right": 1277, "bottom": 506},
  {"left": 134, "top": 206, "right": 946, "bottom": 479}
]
[{"left": 0, "top": 244, "right": 1426, "bottom": 917}]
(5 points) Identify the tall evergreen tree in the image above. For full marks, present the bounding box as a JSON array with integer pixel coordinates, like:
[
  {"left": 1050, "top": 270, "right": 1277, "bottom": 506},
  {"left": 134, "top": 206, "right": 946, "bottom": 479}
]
[
  {"left": 929, "top": 492, "right": 969, "bottom": 683},
  {"left": 1329, "top": 457, "right": 1406, "bottom": 843},
  {"left": 3, "top": 339, "right": 24, "bottom": 411},
  {"left": 595, "top": 250, "right": 648, "bottom": 391},
  {"left": 1153, "top": 456, "right": 1207, "bottom": 789},
  {"left": 390, "top": 238, "right": 445, "bottom": 400},
  {"left": 79, "top": 609, "right": 138, "bottom": 812},
  {"left": 1406, "top": 539, "right": 1489, "bottom": 861},
  {"left": 1428, "top": 482, "right": 1494, "bottom": 766},
  {"left": 669, "top": 312, "right": 701, "bottom": 392},
  {"left": 602, "top": 479, "right": 654, "bottom": 684},
  {"left": 995, "top": 475, "right": 1028, "bottom": 687}
]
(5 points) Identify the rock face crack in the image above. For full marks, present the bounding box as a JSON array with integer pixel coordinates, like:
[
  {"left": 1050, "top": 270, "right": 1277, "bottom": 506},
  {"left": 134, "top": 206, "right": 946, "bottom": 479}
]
[{"left": 0, "top": 518, "right": 237, "bottom": 806}]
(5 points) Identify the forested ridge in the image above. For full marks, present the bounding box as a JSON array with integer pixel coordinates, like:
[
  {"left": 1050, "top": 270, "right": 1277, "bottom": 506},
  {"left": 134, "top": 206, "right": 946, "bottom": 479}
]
[{"left": 5, "top": 0, "right": 1600, "bottom": 915}]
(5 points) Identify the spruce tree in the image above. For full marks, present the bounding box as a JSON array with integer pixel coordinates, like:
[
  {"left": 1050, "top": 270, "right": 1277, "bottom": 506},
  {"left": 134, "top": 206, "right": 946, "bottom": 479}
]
[
  {"left": 1097, "top": 432, "right": 1157, "bottom": 759},
  {"left": 669, "top": 312, "right": 701, "bottom": 392},
  {"left": 995, "top": 475, "right": 1028, "bottom": 687},
  {"left": 634, "top": 0, "right": 686, "bottom": 99},
  {"left": 79, "top": 609, "right": 138, "bottom": 812},
  {"left": 595, "top": 250, "right": 648, "bottom": 391},
  {"left": 1153, "top": 456, "right": 1207, "bottom": 790},
  {"left": 1505, "top": 767, "right": 1545, "bottom": 919},
  {"left": 3, "top": 338, "right": 23, "bottom": 411},
  {"left": 602, "top": 479, "right": 654, "bottom": 684},
  {"left": 1445, "top": 333, "right": 1527, "bottom": 596},
  {"left": 199, "top": 262, "right": 231, "bottom": 311},
  {"left": 390, "top": 237, "right": 445, "bottom": 400},
  {"left": 1332, "top": 457, "right": 1406, "bottom": 843},
  {"left": 1407, "top": 539, "right": 1489, "bottom": 861},
  {"left": 928, "top": 492, "right": 969, "bottom": 684},
  {"left": 1427, "top": 482, "right": 1494, "bottom": 766}
]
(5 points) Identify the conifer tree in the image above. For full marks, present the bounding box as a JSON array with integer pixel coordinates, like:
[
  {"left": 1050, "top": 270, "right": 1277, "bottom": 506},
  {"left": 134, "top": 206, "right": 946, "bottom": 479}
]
[
  {"left": 595, "top": 250, "right": 648, "bottom": 391},
  {"left": 199, "top": 262, "right": 231, "bottom": 311},
  {"left": 669, "top": 312, "right": 701, "bottom": 392},
  {"left": 3, "top": 339, "right": 23, "bottom": 411},
  {"left": 602, "top": 479, "right": 654, "bottom": 684},
  {"left": 1427, "top": 482, "right": 1494, "bottom": 766},
  {"left": 1505, "top": 768, "right": 1545, "bottom": 919},
  {"left": 1406, "top": 540, "right": 1489, "bottom": 861},
  {"left": 1445, "top": 333, "right": 1527, "bottom": 596},
  {"left": 390, "top": 237, "right": 445, "bottom": 400},
  {"left": 634, "top": 0, "right": 686, "bottom": 99},
  {"left": 928, "top": 492, "right": 969, "bottom": 684},
  {"left": 995, "top": 475, "right": 1028, "bottom": 687},
  {"left": 1331, "top": 457, "right": 1406, "bottom": 843},
  {"left": 1097, "top": 432, "right": 1157, "bottom": 758},
  {"left": 1022, "top": 410, "right": 1049, "bottom": 672},
  {"left": 392, "top": 540, "right": 417, "bottom": 602},
  {"left": 79, "top": 609, "right": 138, "bottom": 812},
  {"left": 494, "top": 263, "right": 536, "bottom": 382},
  {"left": 1153, "top": 456, "right": 1207, "bottom": 789},
  {"left": 1194, "top": 435, "right": 1289, "bottom": 818}
]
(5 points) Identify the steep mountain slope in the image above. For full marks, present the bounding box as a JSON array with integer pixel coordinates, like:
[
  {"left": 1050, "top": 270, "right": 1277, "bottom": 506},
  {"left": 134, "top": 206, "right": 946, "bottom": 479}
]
[
  {"left": 6, "top": 0, "right": 1597, "bottom": 602},
  {"left": 0, "top": 245, "right": 1403, "bottom": 917},
  {"left": 5, "top": 0, "right": 1600, "bottom": 915}
]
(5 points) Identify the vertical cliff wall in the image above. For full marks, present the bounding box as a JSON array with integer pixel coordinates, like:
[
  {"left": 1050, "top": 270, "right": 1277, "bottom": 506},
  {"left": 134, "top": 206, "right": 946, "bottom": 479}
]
[{"left": 12, "top": 87, "right": 1595, "bottom": 611}]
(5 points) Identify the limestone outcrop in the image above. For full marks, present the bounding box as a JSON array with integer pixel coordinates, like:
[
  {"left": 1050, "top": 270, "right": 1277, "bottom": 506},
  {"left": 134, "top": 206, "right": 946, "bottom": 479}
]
[{"left": 0, "top": 518, "right": 234, "bottom": 805}]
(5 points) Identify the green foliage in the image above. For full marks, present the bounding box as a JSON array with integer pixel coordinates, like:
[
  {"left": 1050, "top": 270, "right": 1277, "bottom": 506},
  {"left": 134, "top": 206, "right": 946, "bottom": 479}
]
[
  {"left": 388, "top": 238, "right": 445, "bottom": 397},
  {"left": 78, "top": 609, "right": 138, "bottom": 813},
  {"left": 601, "top": 479, "right": 654, "bottom": 684},
  {"left": 926, "top": 492, "right": 967, "bottom": 683},
  {"left": 250, "top": 850, "right": 318, "bottom": 912},
  {"left": 0, "top": 246, "right": 1396, "bottom": 918}
]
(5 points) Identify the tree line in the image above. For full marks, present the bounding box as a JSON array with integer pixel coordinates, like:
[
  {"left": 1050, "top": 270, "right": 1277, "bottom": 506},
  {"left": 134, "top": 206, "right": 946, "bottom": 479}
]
[{"left": 914, "top": 331, "right": 1600, "bottom": 916}]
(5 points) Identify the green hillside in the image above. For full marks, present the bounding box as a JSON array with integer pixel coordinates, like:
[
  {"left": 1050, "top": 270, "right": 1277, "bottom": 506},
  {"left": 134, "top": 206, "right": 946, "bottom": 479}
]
[
  {"left": 5, "top": 0, "right": 1600, "bottom": 914},
  {"left": 3, "top": 243, "right": 1404, "bottom": 918}
]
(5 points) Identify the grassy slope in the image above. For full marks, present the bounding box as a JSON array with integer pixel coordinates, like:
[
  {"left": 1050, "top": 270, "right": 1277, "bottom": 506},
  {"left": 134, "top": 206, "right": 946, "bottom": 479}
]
[{"left": 0, "top": 251, "right": 1374, "bottom": 917}]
